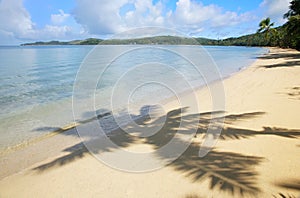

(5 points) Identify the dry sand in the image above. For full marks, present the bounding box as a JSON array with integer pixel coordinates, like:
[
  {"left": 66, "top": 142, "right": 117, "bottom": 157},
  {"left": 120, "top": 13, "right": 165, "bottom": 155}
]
[{"left": 0, "top": 47, "right": 300, "bottom": 198}]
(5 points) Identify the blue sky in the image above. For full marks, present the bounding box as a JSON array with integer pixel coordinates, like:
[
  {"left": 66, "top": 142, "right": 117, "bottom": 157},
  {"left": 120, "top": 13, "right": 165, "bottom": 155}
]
[{"left": 0, "top": 0, "right": 291, "bottom": 44}]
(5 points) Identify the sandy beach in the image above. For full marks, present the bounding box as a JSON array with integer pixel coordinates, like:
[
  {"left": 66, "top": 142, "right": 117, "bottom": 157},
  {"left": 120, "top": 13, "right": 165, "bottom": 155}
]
[{"left": 0, "top": 47, "right": 300, "bottom": 198}]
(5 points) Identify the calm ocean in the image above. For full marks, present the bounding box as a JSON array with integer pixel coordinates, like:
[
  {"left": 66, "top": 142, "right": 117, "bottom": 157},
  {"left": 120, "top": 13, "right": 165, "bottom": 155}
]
[{"left": 0, "top": 45, "right": 267, "bottom": 151}]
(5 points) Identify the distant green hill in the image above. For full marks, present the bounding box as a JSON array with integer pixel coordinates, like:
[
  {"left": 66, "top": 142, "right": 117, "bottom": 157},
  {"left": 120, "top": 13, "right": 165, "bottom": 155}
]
[
  {"left": 200, "top": 26, "right": 288, "bottom": 47},
  {"left": 19, "top": 27, "right": 289, "bottom": 48},
  {"left": 100, "top": 36, "right": 202, "bottom": 45},
  {"left": 21, "top": 38, "right": 103, "bottom": 46},
  {"left": 21, "top": 36, "right": 206, "bottom": 46},
  {"left": 20, "top": 35, "right": 234, "bottom": 46}
]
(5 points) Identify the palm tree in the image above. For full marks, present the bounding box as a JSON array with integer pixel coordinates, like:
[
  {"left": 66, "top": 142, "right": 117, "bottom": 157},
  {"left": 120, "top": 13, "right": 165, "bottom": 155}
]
[
  {"left": 283, "top": 0, "right": 300, "bottom": 50},
  {"left": 257, "top": 17, "right": 274, "bottom": 33},
  {"left": 283, "top": 0, "right": 300, "bottom": 19},
  {"left": 257, "top": 17, "right": 276, "bottom": 45}
]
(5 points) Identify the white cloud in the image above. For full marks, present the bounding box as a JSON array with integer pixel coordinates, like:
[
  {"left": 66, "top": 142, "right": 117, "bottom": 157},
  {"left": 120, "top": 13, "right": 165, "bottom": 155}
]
[
  {"left": 124, "top": 0, "right": 165, "bottom": 27},
  {"left": 0, "top": 0, "right": 274, "bottom": 43},
  {"left": 168, "top": 0, "right": 255, "bottom": 35},
  {"left": 51, "top": 9, "right": 70, "bottom": 25},
  {"left": 73, "top": 0, "right": 129, "bottom": 35},
  {"left": 32, "top": 25, "right": 72, "bottom": 40},
  {"left": 260, "top": 0, "right": 290, "bottom": 24},
  {"left": 72, "top": 0, "right": 256, "bottom": 37},
  {"left": 171, "top": 0, "right": 218, "bottom": 25},
  {"left": 0, "top": 29, "right": 21, "bottom": 45},
  {"left": 0, "top": 0, "right": 35, "bottom": 40},
  {"left": 0, "top": 0, "right": 80, "bottom": 44}
]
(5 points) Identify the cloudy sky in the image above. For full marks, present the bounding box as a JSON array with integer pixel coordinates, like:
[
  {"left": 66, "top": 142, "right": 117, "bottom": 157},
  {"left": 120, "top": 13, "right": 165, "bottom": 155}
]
[{"left": 0, "top": 0, "right": 291, "bottom": 45}]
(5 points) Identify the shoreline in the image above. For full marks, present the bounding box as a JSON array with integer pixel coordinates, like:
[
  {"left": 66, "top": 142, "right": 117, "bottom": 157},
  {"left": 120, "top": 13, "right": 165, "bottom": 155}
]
[
  {"left": 0, "top": 47, "right": 300, "bottom": 197},
  {"left": 0, "top": 46, "right": 265, "bottom": 156}
]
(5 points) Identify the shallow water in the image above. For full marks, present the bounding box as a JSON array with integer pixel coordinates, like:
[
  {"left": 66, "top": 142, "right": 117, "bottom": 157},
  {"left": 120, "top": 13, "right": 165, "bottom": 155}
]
[{"left": 0, "top": 45, "right": 267, "bottom": 151}]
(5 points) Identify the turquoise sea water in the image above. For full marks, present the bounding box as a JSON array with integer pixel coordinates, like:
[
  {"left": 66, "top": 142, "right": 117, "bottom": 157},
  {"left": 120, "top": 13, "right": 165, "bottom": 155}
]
[{"left": 0, "top": 45, "right": 267, "bottom": 151}]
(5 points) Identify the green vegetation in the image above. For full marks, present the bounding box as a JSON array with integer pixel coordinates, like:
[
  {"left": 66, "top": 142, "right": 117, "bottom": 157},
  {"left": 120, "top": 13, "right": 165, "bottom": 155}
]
[
  {"left": 21, "top": 38, "right": 103, "bottom": 46},
  {"left": 198, "top": 0, "right": 300, "bottom": 50},
  {"left": 21, "top": 40, "right": 69, "bottom": 45},
  {"left": 248, "top": 0, "right": 300, "bottom": 50},
  {"left": 283, "top": 0, "right": 300, "bottom": 50},
  {"left": 21, "top": 36, "right": 200, "bottom": 46},
  {"left": 77, "top": 38, "right": 103, "bottom": 45},
  {"left": 257, "top": 17, "right": 274, "bottom": 34},
  {"left": 21, "top": 0, "right": 300, "bottom": 50},
  {"left": 195, "top": 26, "right": 286, "bottom": 47},
  {"left": 100, "top": 36, "right": 199, "bottom": 45}
]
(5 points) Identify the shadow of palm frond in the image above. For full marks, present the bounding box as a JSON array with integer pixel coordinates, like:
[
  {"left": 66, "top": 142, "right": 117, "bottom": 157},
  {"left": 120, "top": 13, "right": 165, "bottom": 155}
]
[
  {"left": 32, "top": 106, "right": 300, "bottom": 197},
  {"left": 136, "top": 109, "right": 266, "bottom": 195},
  {"left": 217, "top": 126, "right": 300, "bottom": 140},
  {"left": 272, "top": 193, "right": 298, "bottom": 198},
  {"left": 33, "top": 127, "right": 137, "bottom": 172},
  {"left": 287, "top": 87, "right": 300, "bottom": 100},
  {"left": 261, "top": 61, "right": 300, "bottom": 68},
  {"left": 258, "top": 52, "right": 300, "bottom": 60},
  {"left": 171, "top": 142, "right": 264, "bottom": 195},
  {"left": 33, "top": 142, "right": 87, "bottom": 171},
  {"left": 278, "top": 87, "right": 300, "bottom": 100},
  {"left": 276, "top": 179, "right": 300, "bottom": 191},
  {"left": 258, "top": 51, "right": 300, "bottom": 69},
  {"left": 193, "top": 110, "right": 299, "bottom": 140},
  {"left": 144, "top": 110, "right": 265, "bottom": 148},
  {"left": 137, "top": 109, "right": 299, "bottom": 195},
  {"left": 184, "top": 194, "right": 204, "bottom": 198}
]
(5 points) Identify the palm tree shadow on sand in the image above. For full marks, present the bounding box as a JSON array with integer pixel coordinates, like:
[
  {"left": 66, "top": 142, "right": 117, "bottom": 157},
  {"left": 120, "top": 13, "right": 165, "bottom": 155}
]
[
  {"left": 33, "top": 106, "right": 300, "bottom": 196},
  {"left": 276, "top": 179, "right": 300, "bottom": 191},
  {"left": 258, "top": 50, "right": 300, "bottom": 68}
]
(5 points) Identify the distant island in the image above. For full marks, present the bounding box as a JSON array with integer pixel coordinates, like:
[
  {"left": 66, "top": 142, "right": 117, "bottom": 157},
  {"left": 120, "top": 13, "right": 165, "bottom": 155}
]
[
  {"left": 21, "top": 36, "right": 209, "bottom": 46},
  {"left": 21, "top": 38, "right": 103, "bottom": 46},
  {"left": 20, "top": 23, "right": 298, "bottom": 50},
  {"left": 20, "top": 30, "right": 285, "bottom": 47}
]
